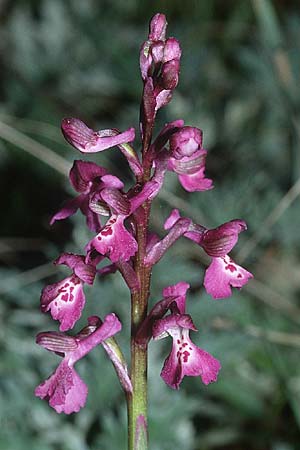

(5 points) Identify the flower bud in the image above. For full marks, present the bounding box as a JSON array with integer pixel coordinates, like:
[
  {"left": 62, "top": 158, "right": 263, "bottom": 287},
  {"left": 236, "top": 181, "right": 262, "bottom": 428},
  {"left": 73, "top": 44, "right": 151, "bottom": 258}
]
[
  {"left": 163, "top": 37, "right": 181, "bottom": 62},
  {"left": 161, "top": 59, "right": 180, "bottom": 90},
  {"left": 151, "top": 41, "right": 164, "bottom": 65},
  {"left": 149, "top": 13, "right": 167, "bottom": 41}
]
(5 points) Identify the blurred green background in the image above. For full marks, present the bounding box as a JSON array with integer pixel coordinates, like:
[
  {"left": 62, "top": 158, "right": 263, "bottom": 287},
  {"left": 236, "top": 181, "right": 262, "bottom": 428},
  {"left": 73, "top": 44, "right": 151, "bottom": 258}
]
[{"left": 1, "top": 0, "right": 300, "bottom": 449}]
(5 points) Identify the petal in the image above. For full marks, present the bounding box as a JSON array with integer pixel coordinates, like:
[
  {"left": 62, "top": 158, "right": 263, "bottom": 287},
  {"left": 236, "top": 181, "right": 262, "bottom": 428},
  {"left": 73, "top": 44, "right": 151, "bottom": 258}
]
[
  {"left": 149, "top": 13, "right": 167, "bottom": 41},
  {"left": 54, "top": 253, "right": 84, "bottom": 269},
  {"left": 151, "top": 119, "right": 184, "bottom": 155},
  {"left": 69, "top": 160, "right": 107, "bottom": 193},
  {"left": 160, "top": 59, "right": 180, "bottom": 90},
  {"left": 152, "top": 314, "right": 197, "bottom": 340},
  {"left": 73, "top": 262, "right": 96, "bottom": 285},
  {"left": 81, "top": 199, "right": 102, "bottom": 232},
  {"left": 100, "top": 188, "right": 131, "bottom": 216},
  {"left": 160, "top": 345, "right": 183, "bottom": 389},
  {"left": 89, "top": 215, "right": 137, "bottom": 263},
  {"left": 61, "top": 118, "right": 135, "bottom": 153},
  {"left": 162, "top": 281, "right": 190, "bottom": 314},
  {"left": 54, "top": 253, "right": 96, "bottom": 285},
  {"left": 136, "top": 286, "right": 190, "bottom": 345},
  {"left": 180, "top": 330, "right": 221, "bottom": 385},
  {"left": 163, "top": 38, "right": 181, "bottom": 62},
  {"left": 164, "top": 209, "right": 181, "bottom": 230},
  {"left": 155, "top": 89, "right": 172, "bottom": 111},
  {"left": 101, "top": 174, "right": 124, "bottom": 190},
  {"left": 169, "top": 126, "right": 202, "bottom": 159},
  {"left": 40, "top": 276, "right": 85, "bottom": 331},
  {"left": 168, "top": 150, "right": 207, "bottom": 175},
  {"left": 178, "top": 167, "right": 213, "bottom": 192},
  {"left": 201, "top": 220, "right": 247, "bottom": 257},
  {"left": 73, "top": 313, "right": 122, "bottom": 360},
  {"left": 35, "top": 360, "right": 87, "bottom": 414},
  {"left": 50, "top": 195, "right": 84, "bottom": 225},
  {"left": 36, "top": 331, "right": 78, "bottom": 354},
  {"left": 204, "top": 255, "right": 253, "bottom": 299}
]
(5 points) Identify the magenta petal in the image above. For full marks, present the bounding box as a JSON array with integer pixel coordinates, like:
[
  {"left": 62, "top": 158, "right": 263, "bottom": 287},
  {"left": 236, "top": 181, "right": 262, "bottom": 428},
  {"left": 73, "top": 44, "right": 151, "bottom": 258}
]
[
  {"left": 101, "top": 188, "right": 131, "bottom": 216},
  {"left": 164, "top": 209, "right": 181, "bottom": 230},
  {"left": 160, "top": 327, "right": 221, "bottom": 389},
  {"left": 54, "top": 253, "right": 84, "bottom": 269},
  {"left": 54, "top": 253, "right": 96, "bottom": 285},
  {"left": 36, "top": 331, "right": 78, "bottom": 354},
  {"left": 74, "top": 313, "right": 122, "bottom": 359},
  {"left": 89, "top": 215, "right": 137, "bottom": 262},
  {"left": 151, "top": 119, "right": 184, "bottom": 155},
  {"left": 153, "top": 314, "right": 197, "bottom": 340},
  {"left": 50, "top": 195, "right": 84, "bottom": 225},
  {"left": 35, "top": 360, "right": 87, "bottom": 414},
  {"left": 136, "top": 283, "right": 190, "bottom": 344},
  {"left": 155, "top": 89, "right": 172, "bottom": 110},
  {"left": 163, "top": 37, "right": 181, "bottom": 62},
  {"left": 73, "top": 262, "right": 96, "bottom": 285},
  {"left": 178, "top": 167, "right": 213, "bottom": 192},
  {"left": 149, "top": 13, "right": 167, "bottom": 41},
  {"left": 201, "top": 220, "right": 247, "bottom": 257},
  {"left": 40, "top": 276, "right": 85, "bottom": 331},
  {"left": 161, "top": 349, "right": 183, "bottom": 389},
  {"left": 101, "top": 174, "right": 124, "bottom": 190},
  {"left": 35, "top": 314, "right": 122, "bottom": 414},
  {"left": 69, "top": 160, "right": 108, "bottom": 192},
  {"left": 81, "top": 198, "right": 101, "bottom": 232},
  {"left": 162, "top": 281, "right": 190, "bottom": 314},
  {"left": 62, "top": 118, "right": 135, "bottom": 153},
  {"left": 204, "top": 255, "right": 253, "bottom": 299},
  {"left": 169, "top": 126, "right": 203, "bottom": 159}
]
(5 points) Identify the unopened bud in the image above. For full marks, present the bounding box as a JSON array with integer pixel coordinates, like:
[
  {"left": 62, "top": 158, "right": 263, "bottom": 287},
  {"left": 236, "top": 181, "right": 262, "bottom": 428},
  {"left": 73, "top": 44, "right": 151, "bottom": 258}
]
[{"left": 149, "top": 13, "right": 167, "bottom": 41}]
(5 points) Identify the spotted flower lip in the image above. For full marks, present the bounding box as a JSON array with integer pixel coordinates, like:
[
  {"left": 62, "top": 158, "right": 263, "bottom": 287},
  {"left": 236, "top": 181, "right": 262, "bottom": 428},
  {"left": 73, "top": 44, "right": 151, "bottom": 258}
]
[
  {"left": 35, "top": 314, "right": 122, "bottom": 414},
  {"left": 40, "top": 253, "right": 96, "bottom": 331},
  {"left": 87, "top": 214, "right": 138, "bottom": 263},
  {"left": 153, "top": 313, "right": 221, "bottom": 389},
  {"left": 204, "top": 255, "right": 253, "bottom": 299},
  {"left": 61, "top": 118, "right": 135, "bottom": 153}
]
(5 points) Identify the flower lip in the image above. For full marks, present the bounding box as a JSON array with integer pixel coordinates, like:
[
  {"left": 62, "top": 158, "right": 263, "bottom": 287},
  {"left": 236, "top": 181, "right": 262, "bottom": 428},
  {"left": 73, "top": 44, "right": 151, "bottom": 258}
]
[
  {"left": 35, "top": 314, "right": 122, "bottom": 414},
  {"left": 204, "top": 255, "right": 253, "bottom": 299}
]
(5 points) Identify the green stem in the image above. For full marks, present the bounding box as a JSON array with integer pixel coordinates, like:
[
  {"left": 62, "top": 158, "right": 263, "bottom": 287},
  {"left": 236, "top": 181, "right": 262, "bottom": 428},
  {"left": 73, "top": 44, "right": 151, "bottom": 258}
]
[
  {"left": 127, "top": 86, "right": 155, "bottom": 449},
  {"left": 127, "top": 202, "right": 152, "bottom": 450}
]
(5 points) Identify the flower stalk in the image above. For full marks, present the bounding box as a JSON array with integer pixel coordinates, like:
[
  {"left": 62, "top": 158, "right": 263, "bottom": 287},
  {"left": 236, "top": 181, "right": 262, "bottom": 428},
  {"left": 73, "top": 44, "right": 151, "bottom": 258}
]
[{"left": 34, "top": 12, "right": 253, "bottom": 450}]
